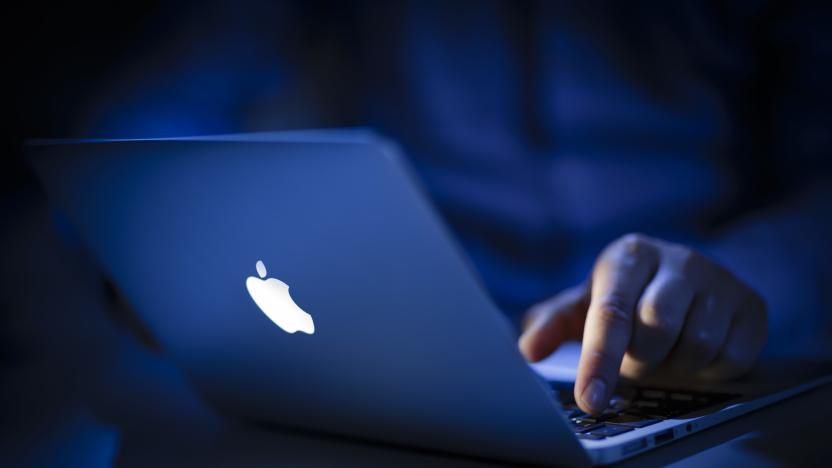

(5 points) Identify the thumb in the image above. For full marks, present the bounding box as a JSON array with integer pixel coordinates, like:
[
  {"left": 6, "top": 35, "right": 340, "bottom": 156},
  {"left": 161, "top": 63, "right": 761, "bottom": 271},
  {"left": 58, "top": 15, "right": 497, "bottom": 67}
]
[{"left": 519, "top": 283, "right": 589, "bottom": 362}]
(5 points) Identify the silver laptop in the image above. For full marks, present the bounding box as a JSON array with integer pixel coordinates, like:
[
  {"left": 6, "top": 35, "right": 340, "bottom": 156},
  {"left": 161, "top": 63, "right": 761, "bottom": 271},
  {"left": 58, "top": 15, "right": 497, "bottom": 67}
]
[{"left": 25, "top": 130, "right": 832, "bottom": 466}]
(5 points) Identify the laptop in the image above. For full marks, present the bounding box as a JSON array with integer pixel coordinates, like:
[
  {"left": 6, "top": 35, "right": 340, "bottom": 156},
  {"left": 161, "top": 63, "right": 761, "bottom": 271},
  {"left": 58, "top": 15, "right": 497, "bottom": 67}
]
[{"left": 25, "top": 130, "right": 832, "bottom": 466}]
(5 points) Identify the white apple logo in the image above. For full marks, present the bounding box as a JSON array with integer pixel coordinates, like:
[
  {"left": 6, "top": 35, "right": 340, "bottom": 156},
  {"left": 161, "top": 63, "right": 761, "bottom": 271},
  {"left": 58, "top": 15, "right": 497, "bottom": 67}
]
[{"left": 246, "top": 260, "right": 315, "bottom": 334}]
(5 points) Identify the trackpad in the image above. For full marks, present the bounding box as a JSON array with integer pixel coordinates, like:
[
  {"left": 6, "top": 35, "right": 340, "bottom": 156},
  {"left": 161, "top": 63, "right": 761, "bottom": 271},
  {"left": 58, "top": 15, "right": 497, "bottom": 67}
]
[{"left": 528, "top": 341, "right": 581, "bottom": 383}]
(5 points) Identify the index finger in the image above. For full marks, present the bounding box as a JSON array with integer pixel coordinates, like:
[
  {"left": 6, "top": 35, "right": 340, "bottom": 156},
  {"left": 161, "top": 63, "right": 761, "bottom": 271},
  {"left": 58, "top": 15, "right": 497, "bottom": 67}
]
[{"left": 576, "top": 235, "right": 657, "bottom": 414}]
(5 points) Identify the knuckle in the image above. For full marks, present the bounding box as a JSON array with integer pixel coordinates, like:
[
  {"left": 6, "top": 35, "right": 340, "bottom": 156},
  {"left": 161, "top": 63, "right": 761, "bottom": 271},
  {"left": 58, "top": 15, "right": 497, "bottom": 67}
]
[
  {"left": 673, "top": 247, "right": 704, "bottom": 277},
  {"left": 687, "top": 248, "right": 705, "bottom": 266},
  {"left": 639, "top": 284, "right": 688, "bottom": 335},
  {"left": 667, "top": 273, "right": 696, "bottom": 300},
  {"left": 596, "top": 294, "right": 632, "bottom": 327},
  {"left": 618, "top": 233, "right": 648, "bottom": 256},
  {"left": 639, "top": 301, "right": 676, "bottom": 336},
  {"left": 599, "top": 233, "right": 654, "bottom": 272},
  {"left": 677, "top": 247, "right": 698, "bottom": 269},
  {"left": 637, "top": 297, "right": 659, "bottom": 324}
]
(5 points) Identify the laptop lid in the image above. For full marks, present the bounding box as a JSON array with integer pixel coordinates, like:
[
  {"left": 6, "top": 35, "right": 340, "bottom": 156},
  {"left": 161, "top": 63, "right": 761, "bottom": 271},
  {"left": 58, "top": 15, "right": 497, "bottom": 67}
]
[{"left": 25, "top": 132, "right": 589, "bottom": 466}]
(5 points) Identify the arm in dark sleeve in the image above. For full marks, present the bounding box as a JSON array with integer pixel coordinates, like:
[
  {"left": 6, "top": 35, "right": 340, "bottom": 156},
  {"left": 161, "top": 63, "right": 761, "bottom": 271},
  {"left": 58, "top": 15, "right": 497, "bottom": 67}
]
[{"left": 706, "top": 2, "right": 832, "bottom": 357}]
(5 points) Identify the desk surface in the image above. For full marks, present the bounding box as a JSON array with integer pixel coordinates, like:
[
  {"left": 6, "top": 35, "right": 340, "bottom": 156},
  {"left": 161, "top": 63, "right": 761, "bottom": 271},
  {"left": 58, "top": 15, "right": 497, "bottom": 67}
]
[
  {"left": 2, "top": 201, "right": 830, "bottom": 467},
  {"left": 4, "top": 353, "right": 831, "bottom": 468}
]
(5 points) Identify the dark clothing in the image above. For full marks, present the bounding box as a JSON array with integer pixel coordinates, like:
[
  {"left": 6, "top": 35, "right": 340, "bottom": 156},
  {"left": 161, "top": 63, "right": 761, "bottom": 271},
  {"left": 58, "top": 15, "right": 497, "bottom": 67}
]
[{"left": 79, "top": 1, "right": 832, "bottom": 354}]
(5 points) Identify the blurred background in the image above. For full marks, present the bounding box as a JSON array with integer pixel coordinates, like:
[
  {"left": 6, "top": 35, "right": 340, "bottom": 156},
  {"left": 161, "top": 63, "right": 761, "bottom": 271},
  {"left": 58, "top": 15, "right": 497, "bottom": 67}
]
[
  {"left": 8, "top": 0, "right": 832, "bottom": 335},
  {"left": 3, "top": 1, "right": 832, "bottom": 465}
]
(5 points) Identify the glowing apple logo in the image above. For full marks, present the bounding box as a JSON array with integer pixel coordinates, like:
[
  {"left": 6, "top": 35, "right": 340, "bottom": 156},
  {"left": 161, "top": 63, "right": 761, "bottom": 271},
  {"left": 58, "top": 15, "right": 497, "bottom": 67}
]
[{"left": 246, "top": 260, "right": 315, "bottom": 334}]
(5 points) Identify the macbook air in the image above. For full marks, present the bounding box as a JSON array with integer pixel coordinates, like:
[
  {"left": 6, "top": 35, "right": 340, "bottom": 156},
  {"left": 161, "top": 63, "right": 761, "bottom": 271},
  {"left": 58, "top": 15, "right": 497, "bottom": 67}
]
[{"left": 25, "top": 130, "right": 832, "bottom": 465}]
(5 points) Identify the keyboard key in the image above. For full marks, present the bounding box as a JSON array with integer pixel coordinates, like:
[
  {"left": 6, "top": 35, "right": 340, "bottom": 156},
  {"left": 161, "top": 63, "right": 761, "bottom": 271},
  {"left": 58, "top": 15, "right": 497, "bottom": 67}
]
[
  {"left": 577, "top": 433, "right": 606, "bottom": 441},
  {"left": 571, "top": 418, "right": 603, "bottom": 433},
  {"left": 605, "top": 413, "right": 661, "bottom": 428},
  {"left": 582, "top": 409, "right": 618, "bottom": 423},
  {"left": 624, "top": 406, "right": 683, "bottom": 419},
  {"left": 589, "top": 424, "right": 634, "bottom": 438},
  {"left": 641, "top": 389, "right": 666, "bottom": 399},
  {"left": 669, "top": 392, "right": 694, "bottom": 401},
  {"left": 633, "top": 399, "right": 660, "bottom": 409},
  {"left": 549, "top": 381, "right": 742, "bottom": 425}
]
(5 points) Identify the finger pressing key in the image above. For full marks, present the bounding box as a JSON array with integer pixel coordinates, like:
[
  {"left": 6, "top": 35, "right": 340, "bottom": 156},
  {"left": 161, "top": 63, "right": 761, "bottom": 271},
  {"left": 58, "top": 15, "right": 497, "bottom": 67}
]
[{"left": 575, "top": 234, "right": 657, "bottom": 414}]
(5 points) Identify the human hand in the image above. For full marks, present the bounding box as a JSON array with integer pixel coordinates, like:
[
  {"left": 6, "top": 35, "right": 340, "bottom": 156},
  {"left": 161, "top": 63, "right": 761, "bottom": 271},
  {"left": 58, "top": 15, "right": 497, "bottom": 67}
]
[{"left": 518, "top": 234, "right": 767, "bottom": 414}]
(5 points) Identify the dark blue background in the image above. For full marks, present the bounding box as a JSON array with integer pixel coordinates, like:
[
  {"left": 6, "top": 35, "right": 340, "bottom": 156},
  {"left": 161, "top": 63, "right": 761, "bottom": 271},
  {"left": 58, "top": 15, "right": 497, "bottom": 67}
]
[
  {"left": 14, "top": 0, "right": 831, "bottom": 346},
  {"left": 3, "top": 1, "right": 832, "bottom": 465}
]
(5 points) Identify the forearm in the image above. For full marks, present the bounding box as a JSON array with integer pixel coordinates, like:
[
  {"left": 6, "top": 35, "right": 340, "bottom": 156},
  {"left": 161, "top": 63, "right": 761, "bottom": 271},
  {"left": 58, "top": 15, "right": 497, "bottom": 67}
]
[{"left": 704, "top": 179, "right": 832, "bottom": 358}]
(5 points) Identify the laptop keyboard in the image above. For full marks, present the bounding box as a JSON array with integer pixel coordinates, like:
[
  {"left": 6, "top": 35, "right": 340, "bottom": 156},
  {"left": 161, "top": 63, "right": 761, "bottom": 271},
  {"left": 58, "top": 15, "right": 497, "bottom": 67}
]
[{"left": 550, "top": 382, "right": 740, "bottom": 441}]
